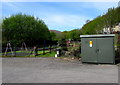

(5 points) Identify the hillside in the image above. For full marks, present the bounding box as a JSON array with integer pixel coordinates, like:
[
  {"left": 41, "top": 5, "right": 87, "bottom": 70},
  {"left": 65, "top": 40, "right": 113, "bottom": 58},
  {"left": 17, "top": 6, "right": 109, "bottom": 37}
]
[
  {"left": 81, "top": 7, "right": 120, "bottom": 34},
  {"left": 50, "top": 30, "right": 61, "bottom": 34}
]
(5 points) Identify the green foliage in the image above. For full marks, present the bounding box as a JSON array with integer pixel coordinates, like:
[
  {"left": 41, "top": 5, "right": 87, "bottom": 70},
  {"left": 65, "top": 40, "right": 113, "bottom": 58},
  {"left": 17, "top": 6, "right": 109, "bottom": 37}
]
[
  {"left": 61, "top": 31, "right": 68, "bottom": 39},
  {"left": 2, "top": 13, "right": 51, "bottom": 47},
  {"left": 59, "top": 38, "right": 68, "bottom": 51},
  {"left": 55, "top": 33, "right": 62, "bottom": 41},
  {"left": 67, "top": 29, "right": 82, "bottom": 41},
  {"left": 81, "top": 7, "right": 120, "bottom": 34},
  {"left": 50, "top": 31, "right": 56, "bottom": 41},
  {"left": 37, "top": 51, "right": 56, "bottom": 57},
  {"left": 60, "top": 29, "right": 82, "bottom": 41}
]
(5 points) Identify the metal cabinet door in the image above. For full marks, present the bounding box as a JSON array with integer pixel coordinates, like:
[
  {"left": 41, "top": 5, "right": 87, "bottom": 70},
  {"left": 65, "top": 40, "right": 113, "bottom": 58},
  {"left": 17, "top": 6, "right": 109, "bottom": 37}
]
[
  {"left": 81, "top": 38, "right": 97, "bottom": 63},
  {"left": 97, "top": 38, "right": 114, "bottom": 64}
]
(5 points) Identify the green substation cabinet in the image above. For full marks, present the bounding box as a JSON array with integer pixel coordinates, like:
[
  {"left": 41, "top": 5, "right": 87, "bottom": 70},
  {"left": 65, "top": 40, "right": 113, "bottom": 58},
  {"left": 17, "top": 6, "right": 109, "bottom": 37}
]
[{"left": 80, "top": 34, "right": 115, "bottom": 64}]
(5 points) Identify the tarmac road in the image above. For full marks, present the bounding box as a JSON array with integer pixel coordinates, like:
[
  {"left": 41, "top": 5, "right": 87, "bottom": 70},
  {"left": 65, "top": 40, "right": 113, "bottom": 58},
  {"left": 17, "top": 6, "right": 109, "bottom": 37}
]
[{"left": 2, "top": 57, "right": 118, "bottom": 83}]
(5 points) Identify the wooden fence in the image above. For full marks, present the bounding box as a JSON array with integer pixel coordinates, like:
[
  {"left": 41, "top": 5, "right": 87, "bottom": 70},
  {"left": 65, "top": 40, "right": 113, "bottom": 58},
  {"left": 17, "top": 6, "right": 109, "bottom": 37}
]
[{"left": 30, "top": 45, "right": 57, "bottom": 56}]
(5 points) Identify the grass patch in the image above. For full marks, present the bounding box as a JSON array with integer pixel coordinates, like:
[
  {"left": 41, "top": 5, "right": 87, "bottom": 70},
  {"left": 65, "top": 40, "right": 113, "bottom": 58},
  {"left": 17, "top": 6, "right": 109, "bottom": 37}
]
[
  {"left": 37, "top": 51, "right": 56, "bottom": 57},
  {"left": 1, "top": 50, "right": 29, "bottom": 54},
  {"left": 1, "top": 50, "right": 49, "bottom": 54},
  {"left": 29, "top": 51, "right": 56, "bottom": 57},
  {"left": 2, "top": 50, "right": 56, "bottom": 57},
  {"left": 2, "top": 51, "right": 56, "bottom": 57},
  {"left": 30, "top": 50, "right": 50, "bottom": 54}
]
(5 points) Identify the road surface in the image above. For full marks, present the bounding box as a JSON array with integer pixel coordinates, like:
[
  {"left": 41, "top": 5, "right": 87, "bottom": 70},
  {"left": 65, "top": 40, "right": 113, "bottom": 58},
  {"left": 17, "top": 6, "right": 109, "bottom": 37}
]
[{"left": 2, "top": 57, "right": 118, "bottom": 83}]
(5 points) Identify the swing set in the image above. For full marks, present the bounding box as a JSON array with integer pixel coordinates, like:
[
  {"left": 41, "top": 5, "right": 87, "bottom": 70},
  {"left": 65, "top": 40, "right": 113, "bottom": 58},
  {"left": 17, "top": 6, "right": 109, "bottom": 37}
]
[{"left": 4, "top": 42, "right": 28, "bottom": 56}]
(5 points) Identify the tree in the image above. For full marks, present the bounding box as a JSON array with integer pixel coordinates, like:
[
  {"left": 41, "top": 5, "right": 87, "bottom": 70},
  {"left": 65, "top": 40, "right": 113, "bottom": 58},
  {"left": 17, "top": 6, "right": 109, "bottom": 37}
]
[
  {"left": 61, "top": 31, "right": 68, "bottom": 40},
  {"left": 67, "top": 29, "right": 82, "bottom": 41},
  {"left": 50, "top": 31, "right": 56, "bottom": 41},
  {"left": 2, "top": 13, "right": 51, "bottom": 47},
  {"left": 86, "top": 19, "right": 90, "bottom": 24}
]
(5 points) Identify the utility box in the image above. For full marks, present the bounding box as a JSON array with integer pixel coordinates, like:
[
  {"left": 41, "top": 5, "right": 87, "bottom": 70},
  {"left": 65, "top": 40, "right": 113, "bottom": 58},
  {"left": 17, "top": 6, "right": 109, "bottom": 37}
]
[{"left": 80, "top": 34, "right": 115, "bottom": 64}]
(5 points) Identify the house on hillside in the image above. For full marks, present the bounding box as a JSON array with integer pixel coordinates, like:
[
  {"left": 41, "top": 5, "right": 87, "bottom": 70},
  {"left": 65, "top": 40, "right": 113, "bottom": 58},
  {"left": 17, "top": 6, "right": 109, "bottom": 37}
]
[
  {"left": 103, "top": 27, "right": 111, "bottom": 34},
  {"left": 103, "top": 23, "right": 120, "bottom": 34},
  {"left": 112, "top": 23, "right": 120, "bottom": 34}
]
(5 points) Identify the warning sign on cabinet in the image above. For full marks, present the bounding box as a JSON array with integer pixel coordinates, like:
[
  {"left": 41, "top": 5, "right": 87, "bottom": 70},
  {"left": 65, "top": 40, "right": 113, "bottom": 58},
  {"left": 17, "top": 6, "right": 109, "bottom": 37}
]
[{"left": 89, "top": 41, "right": 92, "bottom": 47}]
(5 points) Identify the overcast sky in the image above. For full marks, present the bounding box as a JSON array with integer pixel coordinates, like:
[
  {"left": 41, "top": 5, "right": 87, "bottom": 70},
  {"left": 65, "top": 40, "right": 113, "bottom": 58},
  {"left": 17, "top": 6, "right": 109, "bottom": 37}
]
[{"left": 2, "top": 2, "right": 118, "bottom": 31}]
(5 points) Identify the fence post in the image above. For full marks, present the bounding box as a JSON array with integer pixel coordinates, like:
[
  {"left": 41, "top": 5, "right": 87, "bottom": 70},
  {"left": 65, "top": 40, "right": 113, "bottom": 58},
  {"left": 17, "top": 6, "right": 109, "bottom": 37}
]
[
  {"left": 49, "top": 45, "right": 51, "bottom": 54},
  {"left": 43, "top": 40, "right": 46, "bottom": 55},
  {"left": 43, "top": 47, "right": 45, "bottom": 55},
  {"left": 14, "top": 47, "right": 16, "bottom": 57}
]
